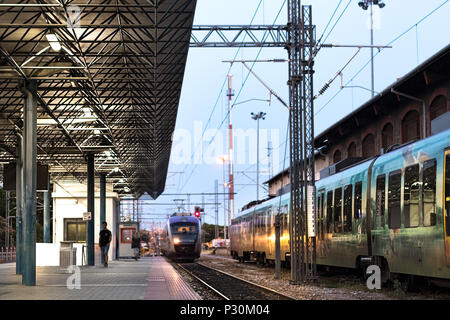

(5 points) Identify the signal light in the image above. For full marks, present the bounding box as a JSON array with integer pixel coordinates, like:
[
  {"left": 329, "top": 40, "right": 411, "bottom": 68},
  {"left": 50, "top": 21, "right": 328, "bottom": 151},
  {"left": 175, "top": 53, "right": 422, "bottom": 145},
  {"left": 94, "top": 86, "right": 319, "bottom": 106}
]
[{"left": 194, "top": 206, "right": 201, "bottom": 218}]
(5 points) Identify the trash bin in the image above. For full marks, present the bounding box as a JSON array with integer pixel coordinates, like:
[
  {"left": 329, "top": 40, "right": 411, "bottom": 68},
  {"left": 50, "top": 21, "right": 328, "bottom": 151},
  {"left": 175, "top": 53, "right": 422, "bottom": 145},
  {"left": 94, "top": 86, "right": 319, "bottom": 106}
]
[{"left": 60, "top": 242, "right": 77, "bottom": 269}]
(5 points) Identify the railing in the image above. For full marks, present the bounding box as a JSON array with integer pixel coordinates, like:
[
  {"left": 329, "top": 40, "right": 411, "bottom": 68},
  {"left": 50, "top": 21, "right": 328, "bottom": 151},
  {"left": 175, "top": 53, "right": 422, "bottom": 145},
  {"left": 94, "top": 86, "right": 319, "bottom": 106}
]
[{"left": 0, "top": 247, "right": 16, "bottom": 263}]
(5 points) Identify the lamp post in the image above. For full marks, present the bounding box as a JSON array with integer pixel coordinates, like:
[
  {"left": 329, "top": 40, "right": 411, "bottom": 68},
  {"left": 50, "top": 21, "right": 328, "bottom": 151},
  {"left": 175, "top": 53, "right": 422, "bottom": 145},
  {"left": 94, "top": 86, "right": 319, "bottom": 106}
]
[
  {"left": 358, "top": 0, "right": 386, "bottom": 98},
  {"left": 251, "top": 112, "right": 266, "bottom": 201}
]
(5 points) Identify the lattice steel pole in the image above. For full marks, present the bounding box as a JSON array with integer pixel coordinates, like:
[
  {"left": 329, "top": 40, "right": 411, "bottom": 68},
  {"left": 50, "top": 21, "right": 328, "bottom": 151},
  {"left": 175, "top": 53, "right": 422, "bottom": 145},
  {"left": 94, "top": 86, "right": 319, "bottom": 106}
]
[
  {"left": 301, "top": 5, "right": 317, "bottom": 280},
  {"left": 287, "top": 2, "right": 317, "bottom": 284}
]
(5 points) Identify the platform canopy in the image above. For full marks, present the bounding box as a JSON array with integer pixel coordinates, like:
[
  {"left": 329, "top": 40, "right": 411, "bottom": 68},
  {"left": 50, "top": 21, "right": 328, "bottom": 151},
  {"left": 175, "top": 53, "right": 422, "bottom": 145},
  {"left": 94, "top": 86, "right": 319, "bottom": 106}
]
[{"left": 0, "top": 0, "right": 197, "bottom": 198}]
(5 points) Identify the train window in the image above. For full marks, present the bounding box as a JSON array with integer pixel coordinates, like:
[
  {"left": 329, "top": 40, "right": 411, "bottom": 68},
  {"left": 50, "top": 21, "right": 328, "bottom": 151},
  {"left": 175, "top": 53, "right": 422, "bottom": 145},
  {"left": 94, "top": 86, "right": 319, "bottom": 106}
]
[
  {"left": 343, "top": 185, "right": 353, "bottom": 232},
  {"left": 326, "top": 191, "right": 333, "bottom": 233},
  {"left": 317, "top": 193, "right": 324, "bottom": 239},
  {"left": 354, "top": 182, "right": 362, "bottom": 220},
  {"left": 423, "top": 159, "right": 437, "bottom": 227},
  {"left": 334, "top": 188, "right": 343, "bottom": 233},
  {"left": 404, "top": 164, "right": 420, "bottom": 228},
  {"left": 388, "top": 170, "right": 402, "bottom": 229},
  {"left": 376, "top": 175, "right": 385, "bottom": 217},
  {"left": 171, "top": 223, "right": 197, "bottom": 234}
]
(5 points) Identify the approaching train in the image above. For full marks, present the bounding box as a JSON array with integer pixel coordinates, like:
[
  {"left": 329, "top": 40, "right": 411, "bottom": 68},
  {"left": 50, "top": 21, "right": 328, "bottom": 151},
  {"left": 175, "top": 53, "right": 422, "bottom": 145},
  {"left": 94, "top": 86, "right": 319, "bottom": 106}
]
[
  {"left": 231, "top": 128, "right": 450, "bottom": 281},
  {"left": 161, "top": 214, "right": 201, "bottom": 262}
]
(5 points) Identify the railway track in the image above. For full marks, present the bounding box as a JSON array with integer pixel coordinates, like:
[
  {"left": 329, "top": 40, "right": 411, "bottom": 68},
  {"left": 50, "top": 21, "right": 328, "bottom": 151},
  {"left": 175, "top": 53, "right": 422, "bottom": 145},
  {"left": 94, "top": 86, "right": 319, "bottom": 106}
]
[{"left": 176, "top": 262, "right": 294, "bottom": 300}]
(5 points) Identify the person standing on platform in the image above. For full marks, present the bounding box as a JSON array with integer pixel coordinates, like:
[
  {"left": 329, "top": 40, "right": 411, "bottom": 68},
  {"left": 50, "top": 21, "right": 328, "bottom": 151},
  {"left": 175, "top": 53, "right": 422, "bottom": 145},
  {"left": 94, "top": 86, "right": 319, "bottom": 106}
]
[
  {"left": 99, "top": 221, "right": 112, "bottom": 267},
  {"left": 132, "top": 232, "right": 141, "bottom": 261}
]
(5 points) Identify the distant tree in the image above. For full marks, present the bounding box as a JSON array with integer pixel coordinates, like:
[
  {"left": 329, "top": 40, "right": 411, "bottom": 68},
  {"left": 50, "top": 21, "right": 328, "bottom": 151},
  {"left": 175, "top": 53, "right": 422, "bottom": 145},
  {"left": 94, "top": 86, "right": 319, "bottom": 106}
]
[{"left": 201, "top": 223, "right": 225, "bottom": 243}]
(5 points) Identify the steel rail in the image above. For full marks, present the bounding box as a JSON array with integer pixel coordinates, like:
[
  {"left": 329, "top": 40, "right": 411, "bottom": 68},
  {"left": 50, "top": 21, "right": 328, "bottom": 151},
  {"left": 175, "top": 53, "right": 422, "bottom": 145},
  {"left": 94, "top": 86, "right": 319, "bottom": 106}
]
[
  {"left": 196, "top": 262, "right": 295, "bottom": 300},
  {"left": 175, "top": 263, "right": 230, "bottom": 300}
]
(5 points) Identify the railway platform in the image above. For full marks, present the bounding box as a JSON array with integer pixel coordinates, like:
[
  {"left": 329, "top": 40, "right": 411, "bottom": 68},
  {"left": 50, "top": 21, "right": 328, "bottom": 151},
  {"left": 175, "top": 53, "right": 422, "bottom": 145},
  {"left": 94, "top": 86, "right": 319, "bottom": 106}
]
[{"left": 0, "top": 257, "right": 201, "bottom": 300}]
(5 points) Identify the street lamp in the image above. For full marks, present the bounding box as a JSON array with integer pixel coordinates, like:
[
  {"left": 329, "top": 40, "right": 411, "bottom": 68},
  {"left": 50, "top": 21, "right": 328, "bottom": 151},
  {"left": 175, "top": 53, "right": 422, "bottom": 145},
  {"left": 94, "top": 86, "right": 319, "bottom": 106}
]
[
  {"left": 251, "top": 112, "right": 266, "bottom": 201},
  {"left": 358, "top": 0, "right": 386, "bottom": 97}
]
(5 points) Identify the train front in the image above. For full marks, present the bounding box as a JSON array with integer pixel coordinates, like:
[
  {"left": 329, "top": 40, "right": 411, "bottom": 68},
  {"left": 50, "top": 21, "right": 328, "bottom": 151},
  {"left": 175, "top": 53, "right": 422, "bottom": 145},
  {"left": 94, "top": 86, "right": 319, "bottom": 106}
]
[{"left": 168, "top": 216, "right": 201, "bottom": 261}]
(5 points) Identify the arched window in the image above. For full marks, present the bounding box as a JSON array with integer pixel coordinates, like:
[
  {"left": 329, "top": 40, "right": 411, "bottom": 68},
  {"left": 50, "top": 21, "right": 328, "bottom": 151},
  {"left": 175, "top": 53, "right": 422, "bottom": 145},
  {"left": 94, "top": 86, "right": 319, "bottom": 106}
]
[
  {"left": 381, "top": 123, "right": 394, "bottom": 150},
  {"left": 347, "top": 142, "right": 357, "bottom": 158},
  {"left": 333, "top": 149, "right": 341, "bottom": 164},
  {"left": 402, "top": 110, "right": 420, "bottom": 143},
  {"left": 430, "top": 95, "right": 447, "bottom": 121},
  {"left": 362, "top": 134, "right": 375, "bottom": 158}
]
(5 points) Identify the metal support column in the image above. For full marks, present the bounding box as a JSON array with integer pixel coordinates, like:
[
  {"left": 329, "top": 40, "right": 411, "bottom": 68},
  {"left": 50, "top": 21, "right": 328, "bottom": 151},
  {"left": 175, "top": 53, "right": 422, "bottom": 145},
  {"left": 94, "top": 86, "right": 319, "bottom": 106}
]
[
  {"left": 99, "top": 173, "right": 106, "bottom": 265},
  {"left": 43, "top": 190, "right": 51, "bottom": 243},
  {"left": 15, "top": 131, "right": 23, "bottom": 275},
  {"left": 20, "top": 80, "right": 37, "bottom": 286},
  {"left": 287, "top": 3, "right": 317, "bottom": 284},
  {"left": 100, "top": 173, "right": 106, "bottom": 225},
  {"left": 87, "top": 153, "right": 95, "bottom": 266},
  {"left": 5, "top": 191, "right": 10, "bottom": 248}
]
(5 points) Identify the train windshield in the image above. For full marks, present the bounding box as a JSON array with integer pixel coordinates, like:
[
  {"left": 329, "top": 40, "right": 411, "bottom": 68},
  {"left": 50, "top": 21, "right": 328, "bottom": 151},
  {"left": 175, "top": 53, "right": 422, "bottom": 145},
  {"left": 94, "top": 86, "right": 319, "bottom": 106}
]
[{"left": 171, "top": 223, "right": 197, "bottom": 234}]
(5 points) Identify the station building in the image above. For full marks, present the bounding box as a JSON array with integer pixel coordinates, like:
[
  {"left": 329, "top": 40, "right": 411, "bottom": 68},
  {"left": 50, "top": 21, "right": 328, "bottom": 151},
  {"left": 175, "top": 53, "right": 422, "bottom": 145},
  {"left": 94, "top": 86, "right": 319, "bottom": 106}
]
[{"left": 265, "top": 44, "right": 450, "bottom": 197}]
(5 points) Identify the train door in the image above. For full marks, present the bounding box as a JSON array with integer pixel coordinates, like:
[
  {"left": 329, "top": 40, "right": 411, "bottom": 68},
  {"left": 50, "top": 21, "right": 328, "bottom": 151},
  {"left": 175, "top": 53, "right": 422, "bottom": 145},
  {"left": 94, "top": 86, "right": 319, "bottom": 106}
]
[{"left": 444, "top": 151, "right": 450, "bottom": 266}]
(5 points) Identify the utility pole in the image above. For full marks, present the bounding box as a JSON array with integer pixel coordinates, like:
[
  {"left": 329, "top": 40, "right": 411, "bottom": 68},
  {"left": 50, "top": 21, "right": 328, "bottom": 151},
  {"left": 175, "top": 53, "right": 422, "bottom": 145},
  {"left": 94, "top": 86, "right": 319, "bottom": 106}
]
[
  {"left": 251, "top": 112, "right": 266, "bottom": 201},
  {"left": 227, "top": 75, "right": 234, "bottom": 237},
  {"left": 214, "top": 180, "right": 219, "bottom": 239}
]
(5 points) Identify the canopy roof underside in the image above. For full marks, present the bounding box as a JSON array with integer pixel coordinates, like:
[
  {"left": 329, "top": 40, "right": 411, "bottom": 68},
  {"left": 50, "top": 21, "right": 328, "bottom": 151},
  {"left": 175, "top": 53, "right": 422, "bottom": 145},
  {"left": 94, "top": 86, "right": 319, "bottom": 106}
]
[{"left": 0, "top": 0, "right": 197, "bottom": 198}]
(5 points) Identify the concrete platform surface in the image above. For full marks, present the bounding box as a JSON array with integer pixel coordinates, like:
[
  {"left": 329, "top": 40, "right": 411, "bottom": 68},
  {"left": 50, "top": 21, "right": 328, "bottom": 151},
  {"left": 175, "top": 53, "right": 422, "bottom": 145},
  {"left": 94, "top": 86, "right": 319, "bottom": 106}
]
[{"left": 0, "top": 257, "right": 201, "bottom": 300}]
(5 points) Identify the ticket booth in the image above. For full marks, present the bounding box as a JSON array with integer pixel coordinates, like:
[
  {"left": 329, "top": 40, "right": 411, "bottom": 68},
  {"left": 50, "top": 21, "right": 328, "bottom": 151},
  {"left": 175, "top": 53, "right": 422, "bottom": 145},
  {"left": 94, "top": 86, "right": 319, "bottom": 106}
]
[{"left": 118, "top": 222, "right": 139, "bottom": 258}]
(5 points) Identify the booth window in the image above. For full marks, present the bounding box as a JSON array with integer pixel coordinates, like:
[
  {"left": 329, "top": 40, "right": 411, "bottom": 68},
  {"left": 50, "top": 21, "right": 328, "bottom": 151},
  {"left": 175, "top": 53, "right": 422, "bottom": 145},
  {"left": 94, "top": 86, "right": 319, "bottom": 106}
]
[
  {"left": 64, "top": 218, "right": 86, "bottom": 242},
  {"left": 121, "top": 228, "right": 135, "bottom": 244}
]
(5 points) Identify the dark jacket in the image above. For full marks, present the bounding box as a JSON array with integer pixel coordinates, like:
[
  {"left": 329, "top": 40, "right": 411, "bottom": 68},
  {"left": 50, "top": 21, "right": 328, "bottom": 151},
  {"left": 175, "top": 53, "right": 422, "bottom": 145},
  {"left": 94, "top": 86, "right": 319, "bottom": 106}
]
[{"left": 131, "top": 237, "right": 141, "bottom": 248}]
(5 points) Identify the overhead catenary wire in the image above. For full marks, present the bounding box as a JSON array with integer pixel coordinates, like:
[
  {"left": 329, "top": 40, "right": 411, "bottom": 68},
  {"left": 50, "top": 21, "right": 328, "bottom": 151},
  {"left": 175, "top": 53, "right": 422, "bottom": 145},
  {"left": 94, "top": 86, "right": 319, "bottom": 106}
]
[
  {"left": 177, "top": 0, "right": 266, "bottom": 194},
  {"left": 315, "top": 0, "right": 450, "bottom": 117},
  {"left": 179, "top": 0, "right": 288, "bottom": 193}
]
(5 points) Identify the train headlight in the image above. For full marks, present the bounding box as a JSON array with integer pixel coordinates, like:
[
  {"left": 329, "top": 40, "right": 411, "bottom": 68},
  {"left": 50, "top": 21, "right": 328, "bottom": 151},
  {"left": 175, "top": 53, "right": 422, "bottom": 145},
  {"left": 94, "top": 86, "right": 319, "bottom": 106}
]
[{"left": 173, "top": 238, "right": 180, "bottom": 244}]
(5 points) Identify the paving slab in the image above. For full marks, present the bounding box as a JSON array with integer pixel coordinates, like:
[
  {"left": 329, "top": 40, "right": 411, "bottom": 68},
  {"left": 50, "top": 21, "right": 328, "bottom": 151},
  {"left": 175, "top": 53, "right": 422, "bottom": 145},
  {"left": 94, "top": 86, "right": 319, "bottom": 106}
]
[{"left": 0, "top": 257, "right": 201, "bottom": 300}]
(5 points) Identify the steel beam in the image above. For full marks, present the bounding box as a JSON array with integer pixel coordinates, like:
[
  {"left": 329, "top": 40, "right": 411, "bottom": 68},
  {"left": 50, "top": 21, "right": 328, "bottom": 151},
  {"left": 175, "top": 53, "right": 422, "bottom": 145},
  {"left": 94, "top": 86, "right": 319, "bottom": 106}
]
[
  {"left": 20, "top": 80, "right": 37, "bottom": 286},
  {"left": 87, "top": 153, "right": 95, "bottom": 266}
]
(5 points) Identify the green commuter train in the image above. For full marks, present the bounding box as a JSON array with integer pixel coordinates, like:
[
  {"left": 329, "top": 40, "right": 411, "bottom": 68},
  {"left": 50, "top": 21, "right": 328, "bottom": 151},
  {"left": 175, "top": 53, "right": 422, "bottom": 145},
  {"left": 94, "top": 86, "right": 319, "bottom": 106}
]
[{"left": 230, "top": 128, "right": 450, "bottom": 281}]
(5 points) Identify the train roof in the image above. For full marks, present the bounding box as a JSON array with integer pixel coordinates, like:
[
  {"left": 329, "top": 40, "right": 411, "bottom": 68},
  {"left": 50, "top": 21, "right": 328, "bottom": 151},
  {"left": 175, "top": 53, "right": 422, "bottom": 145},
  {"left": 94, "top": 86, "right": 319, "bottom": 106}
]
[
  {"left": 316, "top": 128, "right": 450, "bottom": 187},
  {"left": 235, "top": 193, "right": 290, "bottom": 220}
]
